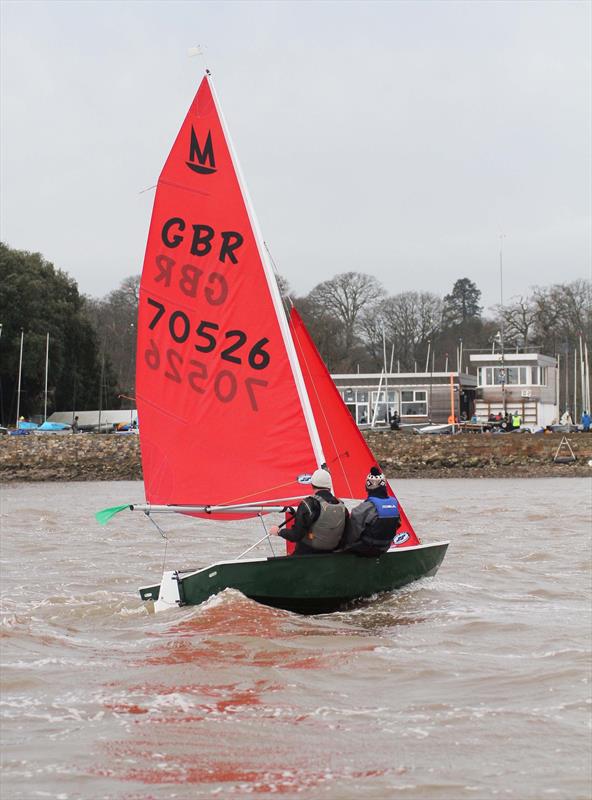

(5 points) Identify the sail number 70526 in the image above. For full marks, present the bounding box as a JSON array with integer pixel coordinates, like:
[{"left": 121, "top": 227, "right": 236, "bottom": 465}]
[
  {"left": 143, "top": 297, "right": 270, "bottom": 411},
  {"left": 146, "top": 298, "right": 270, "bottom": 369}
]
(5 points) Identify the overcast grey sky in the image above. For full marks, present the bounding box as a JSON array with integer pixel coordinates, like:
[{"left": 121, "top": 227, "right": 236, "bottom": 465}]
[{"left": 1, "top": 0, "right": 590, "bottom": 310}]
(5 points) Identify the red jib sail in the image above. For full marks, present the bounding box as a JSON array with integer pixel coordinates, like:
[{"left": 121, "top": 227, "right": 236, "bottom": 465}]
[
  {"left": 136, "top": 75, "right": 322, "bottom": 509},
  {"left": 289, "top": 308, "right": 420, "bottom": 547}
]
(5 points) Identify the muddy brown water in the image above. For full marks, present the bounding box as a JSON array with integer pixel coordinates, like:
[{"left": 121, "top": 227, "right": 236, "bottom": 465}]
[{"left": 1, "top": 478, "right": 590, "bottom": 799}]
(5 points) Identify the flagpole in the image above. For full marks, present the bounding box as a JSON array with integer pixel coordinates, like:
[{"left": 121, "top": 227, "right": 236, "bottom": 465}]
[{"left": 499, "top": 234, "right": 506, "bottom": 416}]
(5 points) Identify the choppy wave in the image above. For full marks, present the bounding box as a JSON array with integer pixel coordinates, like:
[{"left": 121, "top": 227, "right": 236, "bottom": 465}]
[{"left": 1, "top": 478, "right": 591, "bottom": 800}]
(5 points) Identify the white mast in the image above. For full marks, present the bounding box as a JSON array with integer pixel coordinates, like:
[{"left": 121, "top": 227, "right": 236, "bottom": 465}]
[
  {"left": 579, "top": 335, "right": 585, "bottom": 417},
  {"left": 371, "top": 370, "right": 385, "bottom": 428},
  {"left": 98, "top": 348, "right": 105, "bottom": 433},
  {"left": 585, "top": 340, "right": 591, "bottom": 413},
  {"left": 44, "top": 332, "right": 50, "bottom": 423},
  {"left": 564, "top": 352, "right": 568, "bottom": 416},
  {"left": 574, "top": 349, "right": 577, "bottom": 422},
  {"left": 382, "top": 325, "right": 389, "bottom": 423},
  {"left": 555, "top": 353, "right": 560, "bottom": 421},
  {"left": 15, "top": 329, "right": 24, "bottom": 428},
  {"left": 207, "top": 72, "right": 325, "bottom": 467}
]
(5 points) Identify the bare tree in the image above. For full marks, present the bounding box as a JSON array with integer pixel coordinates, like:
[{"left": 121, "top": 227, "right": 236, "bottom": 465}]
[
  {"left": 307, "top": 272, "right": 384, "bottom": 352},
  {"left": 295, "top": 296, "right": 351, "bottom": 372},
  {"left": 111, "top": 274, "right": 141, "bottom": 307},
  {"left": 530, "top": 280, "right": 592, "bottom": 353},
  {"left": 552, "top": 280, "right": 592, "bottom": 339},
  {"left": 360, "top": 291, "right": 442, "bottom": 371},
  {"left": 358, "top": 303, "right": 387, "bottom": 369},
  {"left": 497, "top": 296, "right": 538, "bottom": 347},
  {"left": 85, "top": 274, "right": 140, "bottom": 396}
]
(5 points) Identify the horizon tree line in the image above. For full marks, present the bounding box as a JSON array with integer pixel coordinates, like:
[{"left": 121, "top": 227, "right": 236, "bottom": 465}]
[{"left": 0, "top": 241, "right": 589, "bottom": 424}]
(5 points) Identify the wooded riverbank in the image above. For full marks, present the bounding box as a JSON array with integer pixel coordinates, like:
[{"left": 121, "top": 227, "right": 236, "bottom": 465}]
[{"left": 1, "top": 431, "right": 591, "bottom": 482}]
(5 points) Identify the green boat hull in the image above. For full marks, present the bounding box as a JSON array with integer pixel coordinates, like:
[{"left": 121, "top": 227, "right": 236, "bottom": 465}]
[{"left": 139, "top": 541, "right": 449, "bottom": 614}]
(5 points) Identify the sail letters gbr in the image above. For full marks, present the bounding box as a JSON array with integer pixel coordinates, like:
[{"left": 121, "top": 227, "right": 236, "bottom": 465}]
[
  {"left": 136, "top": 75, "right": 319, "bottom": 506},
  {"left": 137, "top": 77, "right": 281, "bottom": 423}
]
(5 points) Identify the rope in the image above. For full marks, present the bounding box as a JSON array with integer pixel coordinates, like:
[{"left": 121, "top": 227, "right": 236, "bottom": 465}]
[
  {"left": 264, "top": 240, "right": 292, "bottom": 319},
  {"left": 144, "top": 510, "right": 170, "bottom": 576},
  {"left": 289, "top": 319, "right": 355, "bottom": 499},
  {"left": 258, "top": 513, "right": 277, "bottom": 558},
  {"left": 161, "top": 537, "right": 169, "bottom": 576},
  {"left": 264, "top": 241, "right": 339, "bottom": 493},
  {"left": 218, "top": 481, "right": 306, "bottom": 507},
  {"left": 264, "top": 241, "right": 354, "bottom": 496},
  {"left": 145, "top": 510, "right": 168, "bottom": 539}
]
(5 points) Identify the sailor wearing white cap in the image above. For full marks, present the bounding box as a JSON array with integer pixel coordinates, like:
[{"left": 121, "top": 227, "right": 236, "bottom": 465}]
[{"left": 269, "top": 467, "right": 347, "bottom": 555}]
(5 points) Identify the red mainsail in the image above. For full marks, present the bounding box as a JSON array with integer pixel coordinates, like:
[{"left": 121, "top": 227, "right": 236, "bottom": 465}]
[
  {"left": 136, "top": 72, "right": 419, "bottom": 548},
  {"left": 136, "top": 75, "right": 322, "bottom": 509},
  {"left": 289, "top": 308, "right": 420, "bottom": 546}
]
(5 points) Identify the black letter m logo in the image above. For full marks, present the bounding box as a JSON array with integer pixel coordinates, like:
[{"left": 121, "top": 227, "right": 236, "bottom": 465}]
[{"left": 186, "top": 127, "right": 216, "bottom": 175}]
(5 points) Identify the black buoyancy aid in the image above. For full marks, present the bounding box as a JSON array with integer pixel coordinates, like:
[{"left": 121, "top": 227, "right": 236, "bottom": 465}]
[
  {"left": 305, "top": 497, "right": 347, "bottom": 551},
  {"left": 362, "top": 496, "right": 401, "bottom": 551}
]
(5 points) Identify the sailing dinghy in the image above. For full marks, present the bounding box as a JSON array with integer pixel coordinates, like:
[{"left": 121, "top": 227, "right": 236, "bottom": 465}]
[{"left": 97, "top": 72, "right": 448, "bottom": 614}]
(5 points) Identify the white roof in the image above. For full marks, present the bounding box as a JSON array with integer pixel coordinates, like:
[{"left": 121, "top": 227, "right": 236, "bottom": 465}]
[{"left": 469, "top": 353, "right": 556, "bottom": 367}]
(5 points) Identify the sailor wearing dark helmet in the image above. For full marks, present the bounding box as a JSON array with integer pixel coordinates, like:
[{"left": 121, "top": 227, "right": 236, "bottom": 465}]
[
  {"left": 269, "top": 468, "right": 347, "bottom": 555},
  {"left": 344, "top": 467, "right": 401, "bottom": 557}
]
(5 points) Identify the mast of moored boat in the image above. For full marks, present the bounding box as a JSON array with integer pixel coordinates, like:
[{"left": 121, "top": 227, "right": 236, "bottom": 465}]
[
  {"left": 44, "top": 332, "right": 49, "bottom": 423},
  {"left": 382, "top": 325, "right": 389, "bottom": 424},
  {"left": 15, "top": 329, "right": 24, "bottom": 428},
  {"left": 574, "top": 348, "right": 578, "bottom": 423},
  {"left": 585, "top": 348, "right": 587, "bottom": 415},
  {"left": 449, "top": 373, "right": 455, "bottom": 433},
  {"left": 556, "top": 353, "right": 560, "bottom": 420},
  {"left": 584, "top": 342, "right": 589, "bottom": 418},
  {"left": 370, "top": 371, "right": 384, "bottom": 428},
  {"left": 98, "top": 347, "right": 105, "bottom": 433}
]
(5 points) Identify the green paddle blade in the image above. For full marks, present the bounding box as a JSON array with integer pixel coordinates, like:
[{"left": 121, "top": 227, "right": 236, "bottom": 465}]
[{"left": 95, "top": 504, "right": 130, "bottom": 525}]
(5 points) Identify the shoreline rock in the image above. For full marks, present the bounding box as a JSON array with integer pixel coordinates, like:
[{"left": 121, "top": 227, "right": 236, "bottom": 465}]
[{"left": 1, "top": 431, "right": 591, "bottom": 483}]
